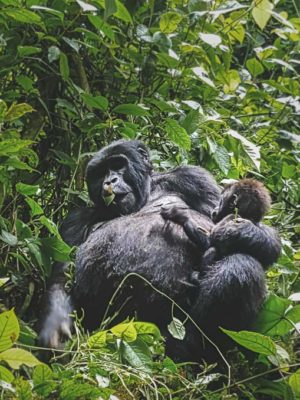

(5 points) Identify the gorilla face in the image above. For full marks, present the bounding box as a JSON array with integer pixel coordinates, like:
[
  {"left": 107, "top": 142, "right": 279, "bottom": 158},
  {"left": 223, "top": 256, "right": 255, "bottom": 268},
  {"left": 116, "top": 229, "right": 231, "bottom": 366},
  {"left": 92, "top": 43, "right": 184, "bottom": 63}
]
[{"left": 86, "top": 140, "right": 152, "bottom": 216}]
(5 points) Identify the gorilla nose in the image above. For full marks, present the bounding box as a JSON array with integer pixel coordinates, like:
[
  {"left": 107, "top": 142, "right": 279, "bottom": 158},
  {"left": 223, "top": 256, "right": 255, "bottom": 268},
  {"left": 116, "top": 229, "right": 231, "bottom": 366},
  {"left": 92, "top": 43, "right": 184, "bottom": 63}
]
[{"left": 103, "top": 182, "right": 114, "bottom": 195}]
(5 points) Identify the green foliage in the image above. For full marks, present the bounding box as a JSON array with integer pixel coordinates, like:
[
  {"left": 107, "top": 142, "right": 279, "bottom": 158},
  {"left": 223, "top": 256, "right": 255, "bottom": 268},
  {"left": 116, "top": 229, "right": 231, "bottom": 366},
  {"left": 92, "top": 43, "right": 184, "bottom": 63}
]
[{"left": 0, "top": 0, "right": 299, "bottom": 398}]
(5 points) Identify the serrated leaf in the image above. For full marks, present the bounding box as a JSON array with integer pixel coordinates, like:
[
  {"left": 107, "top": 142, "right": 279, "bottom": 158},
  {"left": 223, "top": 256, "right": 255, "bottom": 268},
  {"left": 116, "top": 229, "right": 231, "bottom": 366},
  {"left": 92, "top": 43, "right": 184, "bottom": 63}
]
[
  {"left": 160, "top": 12, "right": 182, "bottom": 33},
  {"left": 252, "top": 0, "right": 274, "bottom": 31},
  {"left": 213, "top": 145, "right": 230, "bottom": 174},
  {"left": 227, "top": 129, "right": 260, "bottom": 170},
  {"left": 113, "top": 103, "right": 149, "bottom": 116},
  {"left": 246, "top": 58, "right": 264, "bottom": 77},
  {"left": 0, "top": 310, "right": 20, "bottom": 351},
  {"left": 221, "top": 328, "right": 276, "bottom": 355},
  {"left": 181, "top": 110, "right": 199, "bottom": 135},
  {"left": 165, "top": 119, "right": 191, "bottom": 151},
  {"left": 167, "top": 317, "right": 186, "bottom": 340},
  {"left": 59, "top": 52, "right": 69, "bottom": 80},
  {"left": 199, "top": 32, "right": 222, "bottom": 48},
  {"left": 33, "top": 364, "right": 56, "bottom": 397},
  {"left": 0, "top": 348, "right": 41, "bottom": 369}
]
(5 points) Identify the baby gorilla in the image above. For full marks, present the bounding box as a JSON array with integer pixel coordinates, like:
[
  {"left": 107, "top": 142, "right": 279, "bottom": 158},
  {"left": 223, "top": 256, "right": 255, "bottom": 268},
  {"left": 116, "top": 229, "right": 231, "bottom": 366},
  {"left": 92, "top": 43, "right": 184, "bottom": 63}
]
[
  {"left": 202, "top": 178, "right": 272, "bottom": 270},
  {"left": 161, "top": 178, "right": 279, "bottom": 280}
]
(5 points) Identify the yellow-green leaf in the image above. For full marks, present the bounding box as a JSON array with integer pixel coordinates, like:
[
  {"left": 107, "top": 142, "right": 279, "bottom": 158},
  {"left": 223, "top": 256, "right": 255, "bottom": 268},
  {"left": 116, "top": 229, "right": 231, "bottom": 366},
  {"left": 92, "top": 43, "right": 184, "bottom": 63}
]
[
  {"left": 88, "top": 330, "right": 107, "bottom": 348},
  {"left": 5, "top": 103, "right": 34, "bottom": 122},
  {"left": 0, "top": 310, "right": 20, "bottom": 352},
  {"left": 110, "top": 321, "right": 137, "bottom": 342},
  {"left": 0, "top": 348, "right": 41, "bottom": 369},
  {"left": 0, "top": 365, "right": 14, "bottom": 383},
  {"left": 160, "top": 12, "right": 182, "bottom": 34},
  {"left": 252, "top": 0, "right": 274, "bottom": 31}
]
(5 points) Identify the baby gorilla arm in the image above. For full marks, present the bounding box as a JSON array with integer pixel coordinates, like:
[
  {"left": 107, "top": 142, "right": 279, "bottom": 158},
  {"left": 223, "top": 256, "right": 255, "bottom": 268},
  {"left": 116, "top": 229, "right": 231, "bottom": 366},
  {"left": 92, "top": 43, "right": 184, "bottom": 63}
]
[{"left": 160, "top": 204, "right": 210, "bottom": 251}]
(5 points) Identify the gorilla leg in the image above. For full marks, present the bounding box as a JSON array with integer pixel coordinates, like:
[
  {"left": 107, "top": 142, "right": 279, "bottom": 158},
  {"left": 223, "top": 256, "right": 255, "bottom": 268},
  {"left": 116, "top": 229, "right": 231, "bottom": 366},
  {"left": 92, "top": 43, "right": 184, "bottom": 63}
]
[{"left": 188, "top": 254, "right": 266, "bottom": 359}]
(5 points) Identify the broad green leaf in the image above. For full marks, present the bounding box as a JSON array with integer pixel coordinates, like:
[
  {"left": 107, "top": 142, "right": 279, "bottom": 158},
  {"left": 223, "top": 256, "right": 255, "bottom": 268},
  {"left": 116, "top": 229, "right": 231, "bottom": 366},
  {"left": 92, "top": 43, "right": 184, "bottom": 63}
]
[
  {"left": 199, "top": 32, "right": 222, "bottom": 48},
  {"left": 167, "top": 317, "right": 186, "bottom": 340},
  {"left": 0, "top": 231, "right": 18, "bottom": 246},
  {"left": 252, "top": 0, "right": 274, "bottom": 31},
  {"left": 181, "top": 110, "right": 199, "bottom": 135},
  {"left": 221, "top": 328, "right": 276, "bottom": 356},
  {"left": 59, "top": 52, "right": 69, "bottom": 80},
  {"left": 16, "top": 183, "right": 39, "bottom": 196},
  {"left": 165, "top": 119, "right": 191, "bottom": 151},
  {"left": 16, "top": 75, "right": 34, "bottom": 91},
  {"left": 115, "top": 0, "right": 132, "bottom": 24},
  {"left": 213, "top": 145, "right": 230, "bottom": 174},
  {"left": 41, "top": 237, "right": 71, "bottom": 262},
  {"left": 17, "top": 46, "right": 41, "bottom": 57},
  {"left": 88, "top": 330, "right": 107, "bottom": 348},
  {"left": 111, "top": 321, "right": 137, "bottom": 342},
  {"left": 3, "top": 8, "right": 41, "bottom": 24},
  {"left": 81, "top": 93, "right": 108, "bottom": 111},
  {"left": 255, "top": 294, "right": 293, "bottom": 336},
  {"left": 289, "top": 369, "right": 300, "bottom": 398},
  {"left": 160, "top": 12, "right": 182, "bottom": 33},
  {"left": 87, "top": 15, "right": 115, "bottom": 40},
  {"left": 192, "top": 66, "right": 215, "bottom": 88},
  {"left": 223, "top": 69, "right": 241, "bottom": 93},
  {"left": 228, "top": 22, "right": 245, "bottom": 44},
  {"left": 104, "top": 0, "right": 117, "bottom": 20},
  {"left": 0, "top": 348, "right": 41, "bottom": 369},
  {"left": 227, "top": 129, "right": 260, "bottom": 170},
  {"left": 60, "top": 380, "right": 102, "bottom": 400},
  {"left": 16, "top": 379, "right": 32, "bottom": 400},
  {"left": 0, "top": 310, "right": 20, "bottom": 351},
  {"left": 246, "top": 58, "right": 264, "bottom": 77},
  {"left": 113, "top": 103, "right": 149, "bottom": 116},
  {"left": 5, "top": 103, "right": 34, "bottom": 121},
  {"left": 133, "top": 322, "right": 161, "bottom": 339},
  {"left": 33, "top": 364, "right": 56, "bottom": 397},
  {"left": 25, "top": 198, "right": 44, "bottom": 217},
  {"left": 30, "top": 6, "right": 64, "bottom": 21},
  {"left": 0, "top": 140, "right": 33, "bottom": 157},
  {"left": 0, "top": 365, "right": 14, "bottom": 383},
  {"left": 0, "top": 99, "right": 7, "bottom": 120},
  {"left": 121, "top": 338, "right": 152, "bottom": 372}
]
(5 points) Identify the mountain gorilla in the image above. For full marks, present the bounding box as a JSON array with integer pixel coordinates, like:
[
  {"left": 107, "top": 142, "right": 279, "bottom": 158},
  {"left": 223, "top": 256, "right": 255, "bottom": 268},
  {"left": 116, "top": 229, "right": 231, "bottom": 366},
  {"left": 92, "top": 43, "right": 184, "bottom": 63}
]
[{"left": 39, "top": 140, "right": 281, "bottom": 361}]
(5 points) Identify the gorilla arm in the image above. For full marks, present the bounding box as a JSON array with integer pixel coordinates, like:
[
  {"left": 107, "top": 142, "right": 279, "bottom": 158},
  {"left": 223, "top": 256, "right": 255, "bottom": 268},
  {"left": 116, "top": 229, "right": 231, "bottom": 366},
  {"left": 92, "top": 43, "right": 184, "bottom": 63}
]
[{"left": 210, "top": 219, "right": 282, "bottom": 268}]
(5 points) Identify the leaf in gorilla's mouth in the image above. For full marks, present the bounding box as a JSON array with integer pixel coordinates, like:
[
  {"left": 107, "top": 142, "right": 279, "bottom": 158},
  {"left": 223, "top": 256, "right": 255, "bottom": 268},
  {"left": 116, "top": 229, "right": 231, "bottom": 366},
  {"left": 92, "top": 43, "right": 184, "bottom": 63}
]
[{"left": 103, "top": 193, "right": 115, "bottom": 206}]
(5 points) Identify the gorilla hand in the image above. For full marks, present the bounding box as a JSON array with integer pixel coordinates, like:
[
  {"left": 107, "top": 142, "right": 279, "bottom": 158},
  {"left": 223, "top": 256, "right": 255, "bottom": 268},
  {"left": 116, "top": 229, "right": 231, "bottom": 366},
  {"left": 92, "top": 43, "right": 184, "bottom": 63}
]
[{"left": 39, "top": 284, "right": 73, "bottom": 349}]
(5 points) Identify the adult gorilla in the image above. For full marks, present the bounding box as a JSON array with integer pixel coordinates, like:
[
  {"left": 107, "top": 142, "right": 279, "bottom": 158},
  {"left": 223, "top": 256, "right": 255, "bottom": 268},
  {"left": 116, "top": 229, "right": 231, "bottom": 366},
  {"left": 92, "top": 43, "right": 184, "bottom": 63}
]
[{"left": 39, "top": 140, "right": 280, "bottom": 361}]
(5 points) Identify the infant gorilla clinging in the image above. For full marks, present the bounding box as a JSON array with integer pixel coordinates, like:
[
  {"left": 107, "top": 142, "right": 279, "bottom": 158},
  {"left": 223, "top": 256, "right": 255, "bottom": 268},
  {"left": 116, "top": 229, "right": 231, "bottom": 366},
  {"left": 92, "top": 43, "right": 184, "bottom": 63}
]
[{"left": 161, "top": 178, "right": 281, "bottom": 278}]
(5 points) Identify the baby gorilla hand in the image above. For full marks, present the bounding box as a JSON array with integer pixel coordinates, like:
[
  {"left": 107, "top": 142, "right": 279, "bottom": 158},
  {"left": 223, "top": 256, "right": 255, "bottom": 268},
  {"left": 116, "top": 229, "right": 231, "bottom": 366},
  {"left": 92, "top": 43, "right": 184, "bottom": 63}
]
[{"left": 160, "top": 204, "right": 189, "bottom": 225}]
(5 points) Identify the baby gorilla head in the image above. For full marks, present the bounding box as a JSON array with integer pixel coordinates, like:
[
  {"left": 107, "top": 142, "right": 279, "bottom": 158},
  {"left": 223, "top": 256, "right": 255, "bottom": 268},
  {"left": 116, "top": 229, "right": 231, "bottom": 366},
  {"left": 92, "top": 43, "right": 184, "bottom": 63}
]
[{"left": 212, "top": 179, "right": 271, "bottom": 224}]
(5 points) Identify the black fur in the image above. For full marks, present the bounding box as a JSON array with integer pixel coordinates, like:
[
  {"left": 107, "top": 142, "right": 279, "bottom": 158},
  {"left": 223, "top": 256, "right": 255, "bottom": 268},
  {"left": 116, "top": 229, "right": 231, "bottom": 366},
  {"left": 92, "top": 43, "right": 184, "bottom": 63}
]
[{"left": 39, "top": 141, "right": 281, "bottom": 362}]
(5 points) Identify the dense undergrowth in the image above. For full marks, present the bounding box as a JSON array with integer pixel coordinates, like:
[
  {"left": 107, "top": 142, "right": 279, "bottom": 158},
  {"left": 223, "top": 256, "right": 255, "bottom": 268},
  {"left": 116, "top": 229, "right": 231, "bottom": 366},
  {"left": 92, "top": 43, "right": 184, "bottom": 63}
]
[{"left": 0, "top": 0, "right": 299, "bottom": 398}]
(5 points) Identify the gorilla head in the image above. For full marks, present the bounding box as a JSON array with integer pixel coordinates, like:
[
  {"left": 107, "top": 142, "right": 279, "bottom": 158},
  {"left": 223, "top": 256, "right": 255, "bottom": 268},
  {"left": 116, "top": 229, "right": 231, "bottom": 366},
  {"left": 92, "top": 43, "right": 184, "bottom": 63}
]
[
  {"left": 86, "top": 140, "right": 153, "bottom": 216},
  {"left": 212, "top": 178, "right": 271, "bottom": 223}
]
